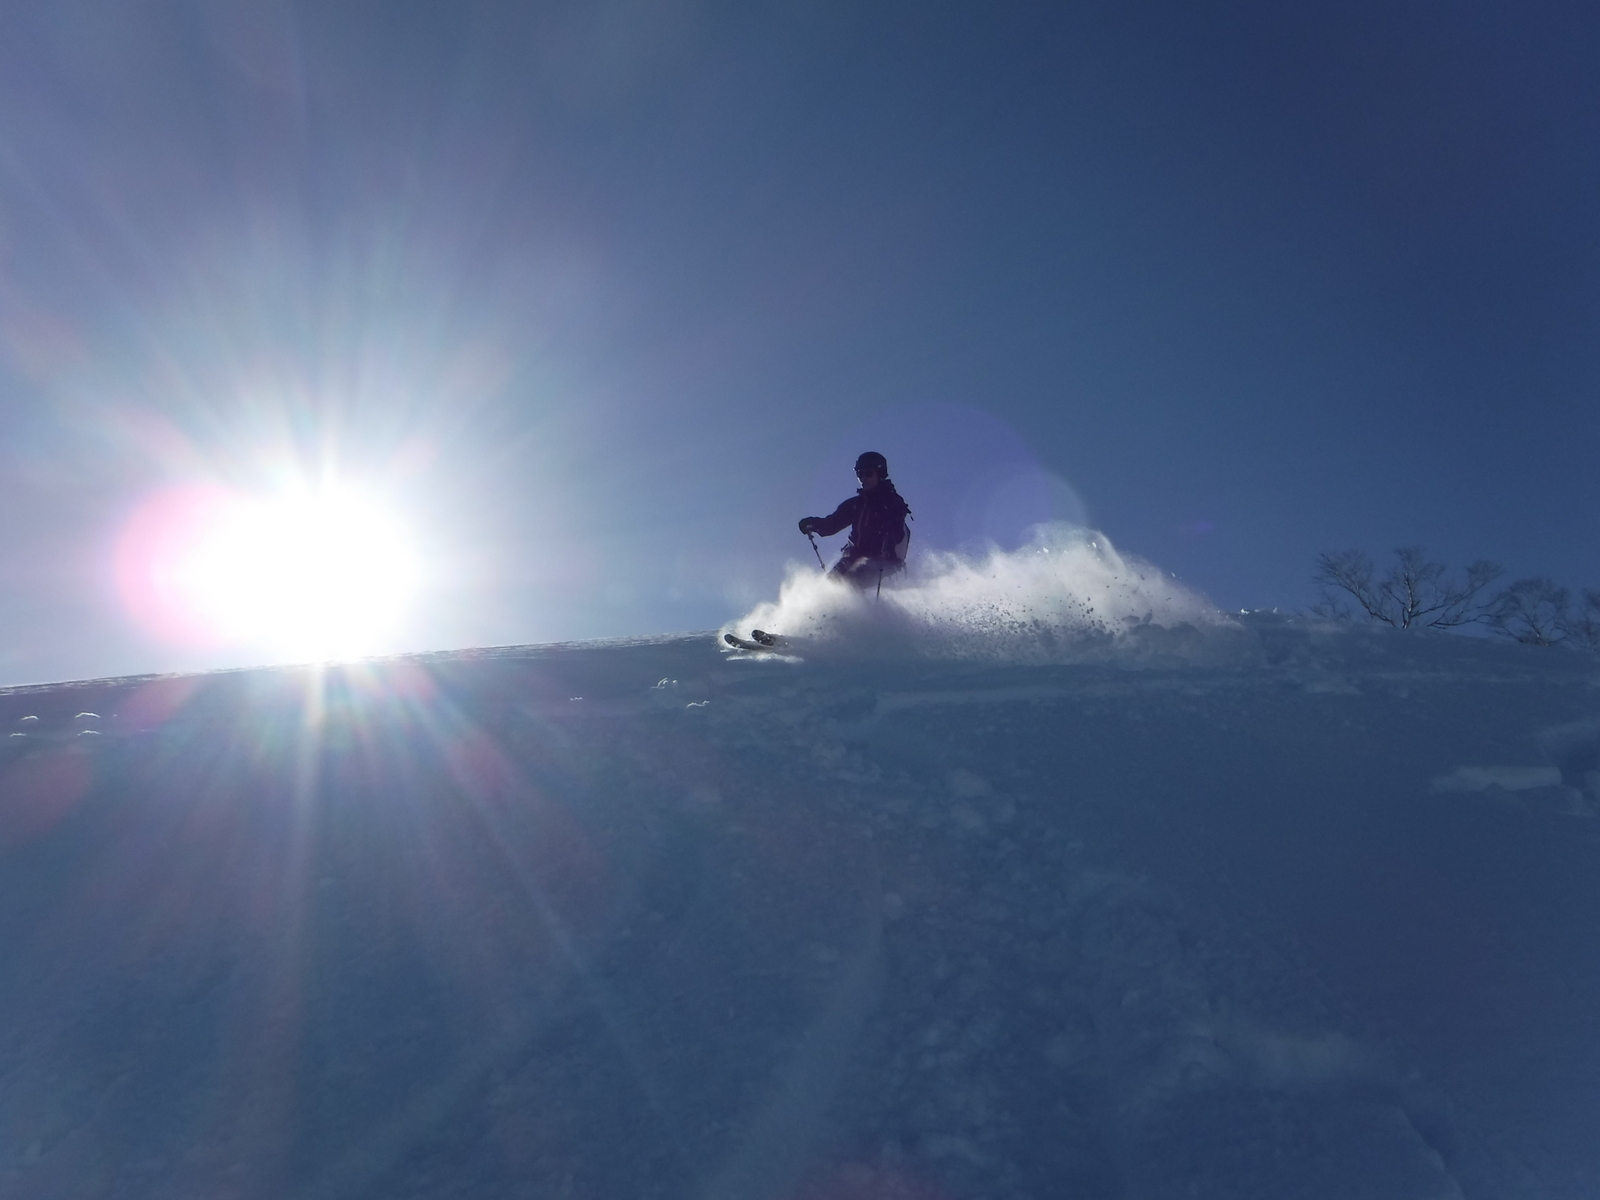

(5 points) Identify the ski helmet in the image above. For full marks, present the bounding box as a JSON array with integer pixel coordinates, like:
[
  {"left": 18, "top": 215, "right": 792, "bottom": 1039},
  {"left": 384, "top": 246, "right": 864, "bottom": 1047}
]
[{"left": 855, "top": 451, "right": 888, "bottom": 476}]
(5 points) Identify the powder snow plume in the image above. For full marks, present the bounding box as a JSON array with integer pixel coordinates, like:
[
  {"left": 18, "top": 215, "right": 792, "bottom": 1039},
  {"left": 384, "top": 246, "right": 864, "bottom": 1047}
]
[{"left": 722, "top": 523, "right": 1235, "bottom": 664}]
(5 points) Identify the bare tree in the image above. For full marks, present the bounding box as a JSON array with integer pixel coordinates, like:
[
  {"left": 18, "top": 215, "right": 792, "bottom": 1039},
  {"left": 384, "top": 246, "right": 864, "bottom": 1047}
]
[
  {"left": 1564, "top": 589, "right": 1600, "bottom": 653},
  {"left": 1486, "top": 578, "right": 1571, "bottom": 646},
  {"left": 1313, "top": 547, "right": 1503, "bottom": 630}
]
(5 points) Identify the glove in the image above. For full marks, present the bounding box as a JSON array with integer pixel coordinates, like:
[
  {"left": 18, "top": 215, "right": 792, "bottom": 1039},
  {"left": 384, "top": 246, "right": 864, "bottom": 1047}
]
[{"left": 798, "top": 517, "right": 817, "bottom": 535}]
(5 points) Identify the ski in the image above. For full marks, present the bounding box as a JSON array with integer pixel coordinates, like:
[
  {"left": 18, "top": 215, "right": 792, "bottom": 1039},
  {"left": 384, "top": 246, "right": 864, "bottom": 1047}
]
[{"left": 722, "top": 630, "right": 788, "bottom": 652}]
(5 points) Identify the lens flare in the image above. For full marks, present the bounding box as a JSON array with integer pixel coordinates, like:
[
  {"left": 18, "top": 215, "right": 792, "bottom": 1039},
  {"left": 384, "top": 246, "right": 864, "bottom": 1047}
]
[{"left": 116, "top": 483, "right": 420, "bottom": 661}]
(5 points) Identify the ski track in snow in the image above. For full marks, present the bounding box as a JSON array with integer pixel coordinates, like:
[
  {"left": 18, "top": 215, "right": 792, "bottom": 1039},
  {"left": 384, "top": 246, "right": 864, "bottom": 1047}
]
[{"left": 0, "top": 613, "right": 1597, "bottom": 1196}]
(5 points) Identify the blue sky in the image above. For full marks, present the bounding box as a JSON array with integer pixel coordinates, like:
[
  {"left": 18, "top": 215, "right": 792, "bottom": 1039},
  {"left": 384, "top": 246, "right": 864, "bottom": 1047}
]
[{"left": 1, "top": 0, "right": 1597, "bottom": 682}]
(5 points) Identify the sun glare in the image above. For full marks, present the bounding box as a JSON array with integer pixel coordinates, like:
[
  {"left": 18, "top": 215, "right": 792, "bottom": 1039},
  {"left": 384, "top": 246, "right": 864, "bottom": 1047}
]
[{"left": 118, "top": 483, "right": 421, "bottom": 661}]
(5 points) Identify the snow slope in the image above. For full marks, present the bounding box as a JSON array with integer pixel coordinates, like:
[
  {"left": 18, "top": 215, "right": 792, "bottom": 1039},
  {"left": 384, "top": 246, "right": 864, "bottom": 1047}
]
[{"left": 2, "top": 604, "right": 1599, "bottom": 1198}]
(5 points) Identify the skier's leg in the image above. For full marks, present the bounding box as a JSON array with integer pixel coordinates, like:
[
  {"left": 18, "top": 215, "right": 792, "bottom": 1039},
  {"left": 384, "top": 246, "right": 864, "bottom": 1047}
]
[
  {"left": 830, "top": 554, "right": 869, "bottom": 586},
  {"left": 844, "top": 558, "right": 883, "bottom": 589}
]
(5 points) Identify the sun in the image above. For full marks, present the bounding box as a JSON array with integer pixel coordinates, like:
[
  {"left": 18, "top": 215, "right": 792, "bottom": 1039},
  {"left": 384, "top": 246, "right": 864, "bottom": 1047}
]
[{"left": 118, "top": 483, "right": 422, "bottom": 661}]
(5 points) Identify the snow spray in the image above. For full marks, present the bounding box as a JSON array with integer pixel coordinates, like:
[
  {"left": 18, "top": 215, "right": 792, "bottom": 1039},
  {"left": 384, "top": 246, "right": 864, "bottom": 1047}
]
[{"left": 724, "top": 523, "right": 1232, "bottom": 665}]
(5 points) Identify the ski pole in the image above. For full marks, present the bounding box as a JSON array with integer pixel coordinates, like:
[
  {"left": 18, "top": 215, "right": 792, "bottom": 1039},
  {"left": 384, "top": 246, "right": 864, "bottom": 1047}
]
[
  {"left": 876, "top": 568, "right": 883, "bottom": 602},
  {"left": 807, "top": 532, "right": 826, "bottom": 570}
]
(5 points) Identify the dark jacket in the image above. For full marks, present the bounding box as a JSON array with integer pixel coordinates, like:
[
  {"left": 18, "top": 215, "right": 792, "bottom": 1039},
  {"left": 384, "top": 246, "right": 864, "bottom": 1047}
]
[{"left": 809, "top": 480, "right": 911, "bottom": 562}]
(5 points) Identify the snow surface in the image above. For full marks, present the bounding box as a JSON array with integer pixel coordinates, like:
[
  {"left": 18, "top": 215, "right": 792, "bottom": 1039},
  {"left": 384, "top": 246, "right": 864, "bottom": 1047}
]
[{"left": 3, "top": 562, "right": 1600, "bottom": 1196}]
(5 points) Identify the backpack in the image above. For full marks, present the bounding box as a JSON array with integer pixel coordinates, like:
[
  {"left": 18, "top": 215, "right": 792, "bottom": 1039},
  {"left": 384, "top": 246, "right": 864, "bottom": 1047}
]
[
  {"left": 891, "top": 520, "right": 911, "bottom": 563},
  {"left": 879, "top": 489, "right": 911, "bottom": 562}
]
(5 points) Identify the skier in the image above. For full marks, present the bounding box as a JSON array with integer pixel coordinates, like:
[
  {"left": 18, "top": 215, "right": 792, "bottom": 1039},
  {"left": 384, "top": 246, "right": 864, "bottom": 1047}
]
[{"left": 798, "top": 451, "right": 912, "bottom": 589}]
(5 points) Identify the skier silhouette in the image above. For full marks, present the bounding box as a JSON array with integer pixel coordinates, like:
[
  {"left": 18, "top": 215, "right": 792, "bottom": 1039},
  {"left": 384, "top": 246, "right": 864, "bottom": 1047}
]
[{"left": 798, "top": 451, "right": 912, "bottom": 589}]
